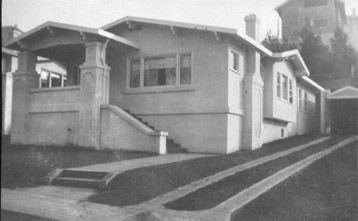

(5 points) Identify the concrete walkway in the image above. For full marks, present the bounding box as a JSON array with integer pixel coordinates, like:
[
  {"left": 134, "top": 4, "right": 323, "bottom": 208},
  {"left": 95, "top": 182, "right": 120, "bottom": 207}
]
[
  {"left": 2, "top": 136, "right": 357, "bottom": 221},
  {"left": 71, "top": 153, "right": 209, "bottom": 173}
]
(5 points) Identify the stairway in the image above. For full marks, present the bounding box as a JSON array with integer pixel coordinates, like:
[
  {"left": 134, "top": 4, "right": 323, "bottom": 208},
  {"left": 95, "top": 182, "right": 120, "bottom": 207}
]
[
  {"left": 50, "top": 169, "right": 114, "bottom": 189},
  {"left": 124, "top": 109, "right": 187, "bottom": 153}
]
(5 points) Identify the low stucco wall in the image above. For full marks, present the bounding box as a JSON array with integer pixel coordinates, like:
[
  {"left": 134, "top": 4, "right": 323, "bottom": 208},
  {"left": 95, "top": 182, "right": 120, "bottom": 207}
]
[
  {"left": 100, "top": 105, "right": 166, "bottom": 153},
  {"left": 138, "top": 113, "right": 229, "bottom": 154},
  {"left": 27, "top": 112, "right": 79, "bottom": 145},
  {"left": 22, "top": 86, "right": 81, "bottom": 146}
]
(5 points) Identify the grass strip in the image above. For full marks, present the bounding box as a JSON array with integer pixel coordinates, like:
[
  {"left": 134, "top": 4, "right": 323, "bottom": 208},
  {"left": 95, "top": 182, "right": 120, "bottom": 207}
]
[
  {"left": 89, "top": 134, "right": 324, "bottom": 206},
  {"left": 231, "top": 142, "right": 357, "bottom": 221},
  {"left": 164, "top": 136, "right": 348, "bottom": 211}
]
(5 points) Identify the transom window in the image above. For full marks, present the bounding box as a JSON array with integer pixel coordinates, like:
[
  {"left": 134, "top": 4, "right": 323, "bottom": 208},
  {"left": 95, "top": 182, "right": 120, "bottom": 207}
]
[
  {"left": 276, "top": 72, "right": 293, "bottom": 104},
  {"left": 129, "top": 53, "right": 192, "bottom": 88},
  {"left": 39, "top": 69, "right": 66, "bottom": 88}
]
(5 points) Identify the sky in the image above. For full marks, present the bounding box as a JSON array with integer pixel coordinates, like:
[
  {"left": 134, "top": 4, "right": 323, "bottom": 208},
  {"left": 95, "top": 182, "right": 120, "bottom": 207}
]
[{"left": 2, "top": 0, "right": 358, "bottom": 41}]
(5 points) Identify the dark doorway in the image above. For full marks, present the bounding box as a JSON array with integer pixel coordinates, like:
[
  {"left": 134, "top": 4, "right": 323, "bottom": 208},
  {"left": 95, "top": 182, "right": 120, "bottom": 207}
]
[{"left": 331, "top": 99, "right": 358, "bottom": 134}]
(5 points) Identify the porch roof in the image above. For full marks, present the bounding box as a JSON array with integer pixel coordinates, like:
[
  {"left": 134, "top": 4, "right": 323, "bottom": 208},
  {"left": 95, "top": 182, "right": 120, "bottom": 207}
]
[
  {"left": 5, "top": 21, "right": 139, "bottom": 51},
  {"left": 327, "top": 86, "right": 358, "bottom": 99}
]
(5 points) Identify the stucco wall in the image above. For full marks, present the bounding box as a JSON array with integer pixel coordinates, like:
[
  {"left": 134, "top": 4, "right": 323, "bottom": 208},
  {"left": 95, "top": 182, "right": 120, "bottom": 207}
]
[
  {"left": 138, "top": 113, "right": 228, "bottom": 154},
  {"left": 24, "top": 87, "right": 80, "bottom": 145},
  {"left": 295, "top": 83, "right": 317, "bottom": 135},
  {"left": 107, "top": 24, "right": 230, "bottom": 153},
  {"left": 27, "top": 112, "right": 79, "bottom": 145}
]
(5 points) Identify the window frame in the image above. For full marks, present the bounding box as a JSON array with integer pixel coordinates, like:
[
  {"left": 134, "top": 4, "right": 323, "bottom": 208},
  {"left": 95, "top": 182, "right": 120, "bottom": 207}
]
[
  {"left": 39, "top": 69, "right": 66, "bottom": 89},
  {"left": 229, "top": 50, "right": 241, "bottom": 73},
  {"left": 127, "top": 52, "right": 193, "bottom": 91},
  {"left": 276, "top": 72, "right": 293, "bottom": 104}
]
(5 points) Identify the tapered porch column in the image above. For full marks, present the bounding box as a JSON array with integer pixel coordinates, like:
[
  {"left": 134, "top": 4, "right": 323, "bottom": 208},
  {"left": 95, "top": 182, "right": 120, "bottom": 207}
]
[
  {"left": 11, "top": 51, "right": 38, "bottom": 144},
  {"left": 78, "top": 42, "right": 110, "bottom": 149}
]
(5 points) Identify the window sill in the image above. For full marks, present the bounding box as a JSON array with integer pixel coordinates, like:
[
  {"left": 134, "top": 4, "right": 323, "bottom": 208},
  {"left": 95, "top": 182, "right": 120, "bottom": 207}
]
[
  {"left": 124, "top": 85, "right": 195, "bottom": 94},
  {"left": 30, "top": 85, "right": 80, "bottom": 93},
  {"left": 229, "top": 68, "right": 242, "bottom": 75}
]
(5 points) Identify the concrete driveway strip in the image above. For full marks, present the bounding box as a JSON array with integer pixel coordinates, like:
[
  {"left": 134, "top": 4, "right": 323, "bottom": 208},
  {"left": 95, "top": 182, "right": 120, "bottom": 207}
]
[
  {"left": 134, "top": 136, "right": 330, "bottom": 209},
  {"left": 195, "top": 135, "right": 358, "bottom": 221}
]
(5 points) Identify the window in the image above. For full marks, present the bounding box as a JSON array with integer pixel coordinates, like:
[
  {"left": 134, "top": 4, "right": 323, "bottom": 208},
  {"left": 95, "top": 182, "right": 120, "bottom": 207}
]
[
  {"left": 298, "top": 88, "right": 303, "bottom": 111},
  {"left": 39, "top": 69, "right": 66, "bottom": 88},
  {"left": 277, "top": 73, "right": 281, "bottom": 98},
  {"left": 180, "top": 54, "right": 191, "bottom": 84},
  {"left": 128, "top": 53, "right": 192, "bottom": 88},
  {"left": 282, "top": 75, "right": 288, "bottom": 100},
  {"left": 144, "top": 56, "right": 176, "bottom": 87},
  {"left": 289, "top": 79, "right": 293, "bottom": 104},
  {"left": 277, "top": 72, "right": 293, "bottom": 103},
  {"left": 304, "top": 0, "right": 328, "bottom": 7},
  {"left": 304, "top": 92, "right": 308, "bottom": 112},
  {"left": 230, "top": 51, "right": 240, "bottom": 72},
  {"left": 129, "top": 59, "right": 140, "bottom": 88}
]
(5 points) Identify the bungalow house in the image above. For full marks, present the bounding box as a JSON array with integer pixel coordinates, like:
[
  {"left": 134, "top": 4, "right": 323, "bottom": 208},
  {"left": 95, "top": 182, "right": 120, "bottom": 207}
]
[{"left": 4, "top": 14, "right": 326, "bottom": 154}]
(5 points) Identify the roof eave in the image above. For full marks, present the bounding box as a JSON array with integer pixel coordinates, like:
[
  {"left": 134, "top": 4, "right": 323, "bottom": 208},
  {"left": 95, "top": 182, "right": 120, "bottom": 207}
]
[{"left": 5, "top": 21, "right": 139, "bottom": 50}]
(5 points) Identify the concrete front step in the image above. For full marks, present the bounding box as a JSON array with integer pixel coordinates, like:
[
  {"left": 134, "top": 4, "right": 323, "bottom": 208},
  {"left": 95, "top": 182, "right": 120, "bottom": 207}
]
[
  {"left": 49, "top": 169, "right": 114, "bottom": 189},
  {"left": 52, "top": 177, "right": 105, "bottom": 189}
]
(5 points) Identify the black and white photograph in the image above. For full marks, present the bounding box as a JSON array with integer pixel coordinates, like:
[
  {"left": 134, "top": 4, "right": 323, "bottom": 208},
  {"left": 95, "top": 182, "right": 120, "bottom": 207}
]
[{"left": 2, "top": 0, "right": 358, "bottom": 220}]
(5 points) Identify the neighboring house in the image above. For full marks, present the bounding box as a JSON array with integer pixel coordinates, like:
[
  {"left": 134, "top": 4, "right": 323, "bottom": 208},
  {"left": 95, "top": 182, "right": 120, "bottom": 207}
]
[
  {"left": 4, "top": 15, "right": 326, "bottom": 154},
  {"left": 275, "top": 0, "right": 347, "bottom": 45},
  {"left": 1, "top": 26, "right": 66, "bottom": 135}
]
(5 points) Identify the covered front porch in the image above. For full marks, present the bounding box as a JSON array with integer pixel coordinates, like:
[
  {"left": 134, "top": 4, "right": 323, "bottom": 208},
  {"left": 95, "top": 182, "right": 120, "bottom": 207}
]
[{"left": 6, "top": 21, "right": 167, "bottom": 154}]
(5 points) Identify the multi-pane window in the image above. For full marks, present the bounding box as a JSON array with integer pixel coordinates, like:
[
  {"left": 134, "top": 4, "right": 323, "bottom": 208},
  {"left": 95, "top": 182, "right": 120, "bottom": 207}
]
[
  {"left": 230, "top": 51, "right": 240, "bottom": 72},
  {"left": 129, "top": 53, "right": 192, "bottom": 88},
  {"left": 277, "top": 72, "right": 293, "bottom": 104},
  {"left": 39, "top": 69, "right": 66, "bottom": 88},
  {"left": 144, "top": 56, "right": 176, "bottom": 87}
]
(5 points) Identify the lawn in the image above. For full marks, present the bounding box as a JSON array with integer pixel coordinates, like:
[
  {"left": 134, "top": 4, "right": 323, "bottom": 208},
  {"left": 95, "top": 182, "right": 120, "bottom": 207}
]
[
  {"left": 164, "top": 135, "right": 347, "bottom": 210},
  {"left": 1, "top": 210, "right": 56, "bottom": 221},
  {"left": 89, "top": 133, "right": 326, "bottom": 206},
  {"left": 1, "top": 138, "right": 155, "bottom": 188},
  {"left": 231, "top": 141, "right": 357, "bottom": 221}
]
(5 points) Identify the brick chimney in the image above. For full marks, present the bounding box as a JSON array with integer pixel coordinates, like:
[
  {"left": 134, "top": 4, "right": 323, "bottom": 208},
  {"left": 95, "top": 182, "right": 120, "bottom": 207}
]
[{"left": 244, "top": 14, "right": 260, "bottom": 41}]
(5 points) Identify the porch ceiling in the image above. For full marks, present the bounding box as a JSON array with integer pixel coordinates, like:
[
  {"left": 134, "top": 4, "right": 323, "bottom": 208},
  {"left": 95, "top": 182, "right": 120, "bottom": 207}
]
[{"left": 4, "top": 21, "right": 139, "bottom": 53}]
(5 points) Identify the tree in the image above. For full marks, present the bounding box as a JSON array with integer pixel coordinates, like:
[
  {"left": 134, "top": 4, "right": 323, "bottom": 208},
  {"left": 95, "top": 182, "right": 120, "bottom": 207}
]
[
  {"left": 298, "top": 28, "right": 335, "bottom": 75},
  {"left": 330, "top": 29, "right": 357, "bottom": 74},
  {"left": 261, "top": 31, "right": 298, "bottom": 53}
]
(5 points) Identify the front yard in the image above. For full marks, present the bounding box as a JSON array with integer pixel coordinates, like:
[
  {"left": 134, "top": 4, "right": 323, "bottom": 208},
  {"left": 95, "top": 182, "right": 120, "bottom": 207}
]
[
  {"left": 1, "top": 138, "right": 155, "bottom": 188},
  {"left": 89, "top": 133, "right": 327, "bottom": 206}
]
